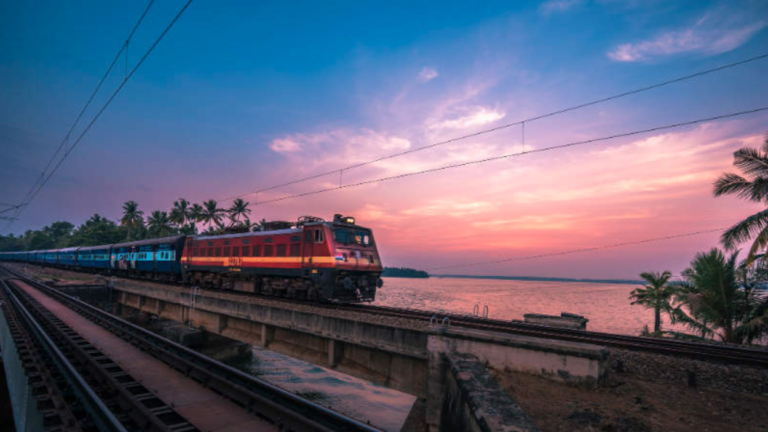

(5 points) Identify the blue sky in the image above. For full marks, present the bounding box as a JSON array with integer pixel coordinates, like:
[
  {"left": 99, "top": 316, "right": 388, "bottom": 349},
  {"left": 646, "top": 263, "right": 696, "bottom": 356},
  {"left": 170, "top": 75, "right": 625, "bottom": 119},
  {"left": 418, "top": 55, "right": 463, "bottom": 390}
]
[{"left": 1, "top": 0, "right": 767, "bottom": 277}]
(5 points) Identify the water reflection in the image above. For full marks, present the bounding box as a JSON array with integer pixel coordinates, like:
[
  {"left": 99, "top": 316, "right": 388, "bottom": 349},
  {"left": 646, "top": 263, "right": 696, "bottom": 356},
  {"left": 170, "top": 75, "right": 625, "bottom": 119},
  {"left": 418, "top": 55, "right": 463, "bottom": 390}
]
[{"left": 375, "top": 277, "right": 685, "bottom": 336}]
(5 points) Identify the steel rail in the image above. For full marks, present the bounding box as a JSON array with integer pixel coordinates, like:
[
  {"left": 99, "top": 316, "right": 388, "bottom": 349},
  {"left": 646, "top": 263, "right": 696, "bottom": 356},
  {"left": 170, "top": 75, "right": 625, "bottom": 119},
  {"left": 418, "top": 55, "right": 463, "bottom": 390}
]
[
  {"left": 340, "top": 303, "right": 768, "bottom": 367},
  {"left": 4, "top": 269, "right": 383, "bottom": 432},
  {"left": 0, "top": 279, "right": 85, "bottom": 431},
  {"left": 6, "top": 279, "right": 200, "bottom": 432},
  {"left": 0, "top": 276, "right": 131, "bottom": 432}
]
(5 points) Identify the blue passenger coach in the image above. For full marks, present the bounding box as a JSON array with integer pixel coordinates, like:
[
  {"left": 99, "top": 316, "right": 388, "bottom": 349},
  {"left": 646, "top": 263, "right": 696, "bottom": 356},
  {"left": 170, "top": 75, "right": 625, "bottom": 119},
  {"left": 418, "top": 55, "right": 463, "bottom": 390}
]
[
  {"left": 77, "top": 245, "right": 112, "bottom": 271},
  {"left": 110, "top": 236, "right": 185, "bottom": 279},
  {"left": 59, "top": 247, "right": 79, "bottom": 267}
]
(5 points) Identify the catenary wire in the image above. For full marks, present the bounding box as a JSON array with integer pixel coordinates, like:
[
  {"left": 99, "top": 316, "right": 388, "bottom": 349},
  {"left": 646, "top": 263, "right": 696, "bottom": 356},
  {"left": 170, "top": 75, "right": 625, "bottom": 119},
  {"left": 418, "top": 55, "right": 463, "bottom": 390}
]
[
  {"left": 12, "top": 0, "right": 156, "bottom": 220},
  {"left": 3, "top": 0, "right": 194, "bottom": 234},
  {"left": 246, "top": 106, "right": 768, "bottom": 206},
  {"left": 220, "top": 52, "right": 768, "bottom": 202},
  {"left": 427, "top": 227, "right": 726, "bottom": 271}
]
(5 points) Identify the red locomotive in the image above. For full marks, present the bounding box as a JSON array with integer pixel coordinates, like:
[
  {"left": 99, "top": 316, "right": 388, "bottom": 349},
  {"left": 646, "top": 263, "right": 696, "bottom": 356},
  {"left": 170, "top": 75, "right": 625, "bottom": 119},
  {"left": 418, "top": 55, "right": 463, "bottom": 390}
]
[{"left": 182, "top": 214, "right": 383, "bottom": 302}]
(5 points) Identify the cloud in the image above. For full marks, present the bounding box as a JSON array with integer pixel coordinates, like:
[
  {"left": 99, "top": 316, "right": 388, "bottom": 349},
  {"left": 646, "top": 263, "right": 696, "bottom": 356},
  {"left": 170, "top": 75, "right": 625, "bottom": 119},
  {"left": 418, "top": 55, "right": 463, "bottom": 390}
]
[
  {"left": 418, "top": 67, "right": 439, "bottom": 82},
  {"left": 539, "top": 0, "right": 583, "bottom": 15},
  {"left": 402, "top": 199, "right": 496, "bottom": 217},
  {"left": 268, "top": 129, "right": 411, "bottom": 169},
  {"left": 270, "top": 138, "right": 303, "bottom": 153},
  {"left": 608, "top": 13, "right": 765, "bottom": 62},
  {"left": 429, "top": 107, "right": 505, "bottom": 130}
]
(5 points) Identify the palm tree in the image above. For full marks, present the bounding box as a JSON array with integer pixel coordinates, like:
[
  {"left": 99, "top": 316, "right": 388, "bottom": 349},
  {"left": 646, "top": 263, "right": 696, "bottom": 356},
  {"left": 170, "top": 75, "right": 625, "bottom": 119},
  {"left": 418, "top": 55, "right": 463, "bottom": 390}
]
[
  {"left": 200, "top": 199, "right": 226, "bottom": 229},
  {"left": 673, "top": 248, "right": 768, "bottom": 344},
  {"left": 170, "top": 198, "right": 192, "bottom": 228},
  {"left": 146, "top": 211, "right": 174, "bottom": 238},
  {"left": 714, "top": 134, "right": 768, "bottom": 265},
  {"left": 120, "top": 201, "right": 144, "bottom": 240},
  {"left": 190, "top": 203, "right": 204, "bottom": 225},
  {"left": 256, "top": 218, "right": 268, "bottom": 232},
  {"left": 202, "top": 225, "right": 221, "bottom": 236},
  {"left": 228, "top": 198, "right": 251, "bottom": 227},
  {"left": 629, "top": 271, "right": 676, "bottom": 335}
]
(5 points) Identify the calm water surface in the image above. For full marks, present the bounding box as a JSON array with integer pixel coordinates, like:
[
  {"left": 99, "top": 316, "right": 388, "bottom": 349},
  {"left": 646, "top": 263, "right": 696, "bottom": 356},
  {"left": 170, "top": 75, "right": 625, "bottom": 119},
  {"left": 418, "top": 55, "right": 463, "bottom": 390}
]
[{"left": 375, "top": 276, "right": 676, "bottom": 335}]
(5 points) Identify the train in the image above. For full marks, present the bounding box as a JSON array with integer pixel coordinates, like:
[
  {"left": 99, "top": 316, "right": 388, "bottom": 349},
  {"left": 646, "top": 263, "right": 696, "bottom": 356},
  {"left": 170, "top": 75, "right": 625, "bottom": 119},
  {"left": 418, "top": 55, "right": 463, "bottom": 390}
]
[{"left": 0, "top": 214, "right": 384, "bottom": 303}]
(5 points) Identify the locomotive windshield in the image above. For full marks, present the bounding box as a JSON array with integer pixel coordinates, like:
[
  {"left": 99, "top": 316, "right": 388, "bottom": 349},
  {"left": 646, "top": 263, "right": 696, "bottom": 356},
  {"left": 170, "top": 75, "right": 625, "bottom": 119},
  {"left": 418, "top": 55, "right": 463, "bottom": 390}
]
[{"left": 333, "top": 228, "right": 374, "bottom": 246}]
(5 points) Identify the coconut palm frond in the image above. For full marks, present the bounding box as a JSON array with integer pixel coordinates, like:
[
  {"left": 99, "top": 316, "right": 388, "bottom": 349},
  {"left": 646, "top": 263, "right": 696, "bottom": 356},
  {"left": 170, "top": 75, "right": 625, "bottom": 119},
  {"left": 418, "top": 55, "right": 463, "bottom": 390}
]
[
  {"left": 732, "top": 147, "right": 768, "bottom": 178},
  {"left": 720, "top": 209, "right": 768, "bottom": 250},
  {"left": 713, "top": 173, "right": 768, "bottom": 202}
]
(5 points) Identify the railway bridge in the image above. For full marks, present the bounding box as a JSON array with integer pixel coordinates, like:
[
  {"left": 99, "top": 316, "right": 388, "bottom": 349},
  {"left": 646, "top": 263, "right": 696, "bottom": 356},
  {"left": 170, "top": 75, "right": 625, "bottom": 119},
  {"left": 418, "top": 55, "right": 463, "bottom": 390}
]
[{"left": 3, "top": 264, "right": 768, "bottom": 432}]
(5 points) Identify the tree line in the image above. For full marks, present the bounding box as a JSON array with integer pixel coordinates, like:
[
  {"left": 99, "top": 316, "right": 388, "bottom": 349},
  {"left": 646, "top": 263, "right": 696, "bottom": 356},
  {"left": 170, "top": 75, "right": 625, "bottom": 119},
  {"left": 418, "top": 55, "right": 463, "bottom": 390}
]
[
  {"left": 0, "top": 198, "right": 264, "bottom": 251},
  {"left": 630, "top": 134, "right": 768, "bottom": 345}
]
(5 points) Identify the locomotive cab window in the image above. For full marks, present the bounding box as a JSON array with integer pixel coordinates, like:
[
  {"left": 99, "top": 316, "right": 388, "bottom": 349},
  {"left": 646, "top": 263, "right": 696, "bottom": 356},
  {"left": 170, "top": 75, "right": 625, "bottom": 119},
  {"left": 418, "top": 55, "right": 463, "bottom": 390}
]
[
  {"left": 314, "top": 229, "right": 324, "bottom": 243},
  {"left": 333, "top": 228, "right": 373, "bottom": 246}
]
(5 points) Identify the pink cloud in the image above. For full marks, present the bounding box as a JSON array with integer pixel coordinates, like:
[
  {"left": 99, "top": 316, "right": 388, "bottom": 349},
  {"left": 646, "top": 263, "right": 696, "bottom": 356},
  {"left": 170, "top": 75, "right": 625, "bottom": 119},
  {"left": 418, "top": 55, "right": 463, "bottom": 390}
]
[{"left": 608, "top": 13, "right": 765, "bottom": 62}]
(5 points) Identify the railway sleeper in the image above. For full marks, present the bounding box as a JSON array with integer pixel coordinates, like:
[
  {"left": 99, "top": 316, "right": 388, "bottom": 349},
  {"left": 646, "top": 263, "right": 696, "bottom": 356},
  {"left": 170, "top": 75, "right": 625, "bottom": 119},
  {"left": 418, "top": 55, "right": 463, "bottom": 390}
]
[{"left": 6, "top": 282, "right": 201, "bottom": 432}]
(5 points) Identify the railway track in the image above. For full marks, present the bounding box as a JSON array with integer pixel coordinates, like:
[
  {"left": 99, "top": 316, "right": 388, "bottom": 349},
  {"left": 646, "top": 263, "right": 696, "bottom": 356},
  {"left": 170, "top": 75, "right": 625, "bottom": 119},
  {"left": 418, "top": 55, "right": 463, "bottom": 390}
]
[
  {"left": 6, "top": 263, "right": 768, "bottom": 369},
  {"left": 0, "top": 271, "right": 193, "bottom": 432},
  {"left": 0, "top": 267, "right": 382, "bottom": 432},
  {"left": 340, "top": 303, "right": 768, "bottom": 368}
]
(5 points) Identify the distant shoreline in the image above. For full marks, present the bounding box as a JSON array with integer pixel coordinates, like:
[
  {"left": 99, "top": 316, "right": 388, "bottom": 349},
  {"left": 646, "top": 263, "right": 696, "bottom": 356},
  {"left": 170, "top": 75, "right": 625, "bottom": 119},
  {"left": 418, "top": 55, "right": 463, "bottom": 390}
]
[{"left": 428, "top": 274, "right": 642, "bottom": 285}]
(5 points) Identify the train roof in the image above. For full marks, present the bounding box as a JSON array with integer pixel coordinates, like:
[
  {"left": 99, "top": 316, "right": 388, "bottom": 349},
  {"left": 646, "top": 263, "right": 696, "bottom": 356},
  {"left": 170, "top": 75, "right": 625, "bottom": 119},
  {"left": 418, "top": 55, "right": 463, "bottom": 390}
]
[
  {"left": 192, "top": 228, "right": 301, "bottom": 242},
  {"left": 112, "top": 235, "right": 186, "bottom": 249},
  {"left": 77, "top": 245, "right": 112, "bottom": 252}
]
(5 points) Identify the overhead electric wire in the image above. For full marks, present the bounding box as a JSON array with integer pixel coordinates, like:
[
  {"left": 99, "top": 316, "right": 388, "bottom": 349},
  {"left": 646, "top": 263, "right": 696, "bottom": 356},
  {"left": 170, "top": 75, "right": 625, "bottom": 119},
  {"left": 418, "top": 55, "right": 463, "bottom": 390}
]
[
  {"left": 0, "top": 205, "right": 26, "bottom": 216},
  {"left": 221, "top": 52, "right": 768, "bottom": 202},
  {"left": 9, "top": 0, "right": 156, "bottom": 230},
  {"left": 3, "top": 0, "right": 193, "bottom": 234},
  {"left": 246, "top": 106, "right": 768, "bottom": 206},
  {"left": 427, "top": 227, "right": 726, "bottom": 271},
  {"left": 26, "top": 1, "right": 156, "bottom": 204}
]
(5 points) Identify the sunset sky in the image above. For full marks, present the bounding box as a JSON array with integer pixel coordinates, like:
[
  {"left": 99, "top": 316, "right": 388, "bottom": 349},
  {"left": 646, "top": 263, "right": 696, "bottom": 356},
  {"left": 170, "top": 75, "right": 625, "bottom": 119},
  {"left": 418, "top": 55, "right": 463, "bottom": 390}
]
[{"left": 2, "top": 0, "right": 768, "bottom": 279}]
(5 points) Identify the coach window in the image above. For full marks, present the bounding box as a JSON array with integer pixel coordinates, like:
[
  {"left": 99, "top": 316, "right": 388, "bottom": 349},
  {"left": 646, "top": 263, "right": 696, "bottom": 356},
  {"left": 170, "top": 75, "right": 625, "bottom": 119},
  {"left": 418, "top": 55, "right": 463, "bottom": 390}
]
[
  {"left": 265, "top": 237, "right": 273, "bottom": 243},
  {"left": 215, "top": 247, "right": 222, "bottom": 257},
  {"left": 224, "top": 246, "right": 231, "bottom": 256},
  {"left": 276, "top": 244, "right": 286, "bottom": 257},
  {"left": 289, "top": 243, "right": 300, "bottom": 257},
  {"left": 253, "top": 245, "right": 261, "bottom": 257},
  {"left": 233, "top": 246, "right": 240, "bottom": 257},
  {"left": 264, "top": 245, "right": 273, "bottom": 256},
  {"left": 242, "top": 246, "right": 250, "bottom": 256},
  {"left": 314, "top": 229, "right": 324, "bottom": 243}
]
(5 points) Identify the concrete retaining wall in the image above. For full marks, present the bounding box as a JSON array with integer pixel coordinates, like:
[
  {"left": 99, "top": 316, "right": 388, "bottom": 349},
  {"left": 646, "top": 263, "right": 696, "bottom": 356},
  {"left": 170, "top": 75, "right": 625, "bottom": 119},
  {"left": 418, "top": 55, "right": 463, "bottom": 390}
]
[{"left": 442, "top": 353, "right": 540, "bottom": 432}]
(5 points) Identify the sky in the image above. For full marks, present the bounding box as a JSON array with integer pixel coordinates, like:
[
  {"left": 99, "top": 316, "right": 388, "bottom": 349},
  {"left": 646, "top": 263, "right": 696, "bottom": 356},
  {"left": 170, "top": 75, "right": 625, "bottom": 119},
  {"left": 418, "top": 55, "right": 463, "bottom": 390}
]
[{"left": 1, "top": 0, "right": 768, "bottom": 279}]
